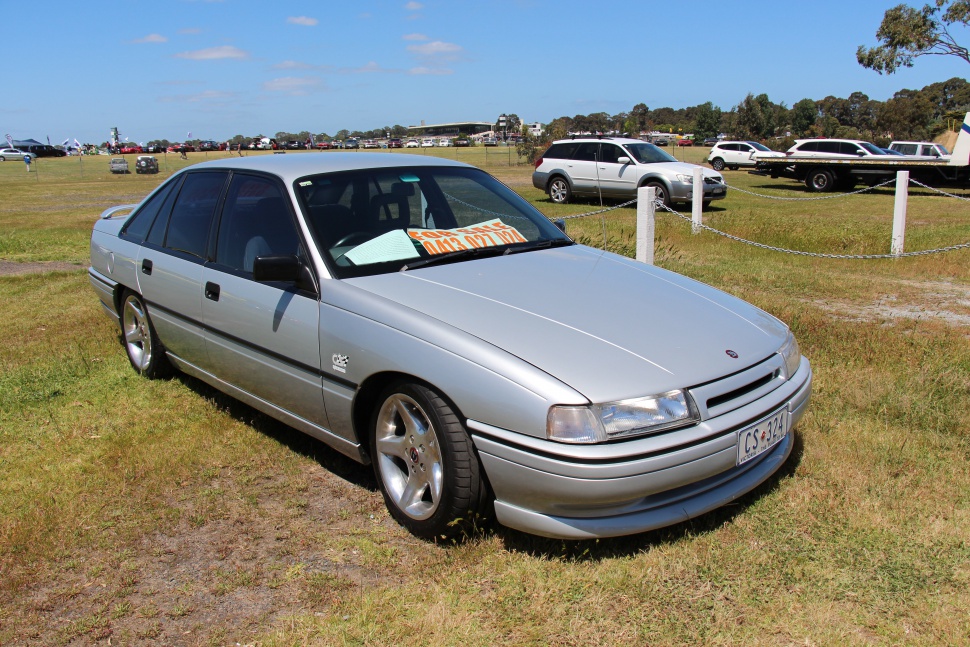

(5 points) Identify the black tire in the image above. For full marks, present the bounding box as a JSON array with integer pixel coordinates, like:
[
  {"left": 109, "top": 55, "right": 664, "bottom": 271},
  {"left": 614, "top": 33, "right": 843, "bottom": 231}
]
[
  {"left": 643, "top": 180, "right": 671, "bottom": 208},
  {"left": 806, "top": 168, "right": 835, "bottom": 192},
  {"left": 548, "top": 176, "right": 571, "bottom": 204},
  {"left": 120, "top": 290, "right": 173, "bottom": 378},
  {"left": 710, "top": 157, "right": 725, "bottom": 171},
  {"left": 370, "top": 381, "right": 488, "bottom": 539},
  {"left": 729, "top": 165, "right": 739, "bottom": 171}
]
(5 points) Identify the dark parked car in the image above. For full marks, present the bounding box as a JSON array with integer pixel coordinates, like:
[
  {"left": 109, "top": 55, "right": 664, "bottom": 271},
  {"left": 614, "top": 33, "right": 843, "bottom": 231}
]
[
  {"left": 135, "top": 156, "right": 159, "bottom": 174},
  {"left": 654, "top": 138, "right": 669, "bottom": 146},
  {"left": 387, "top": 138, "right": 403, "bottom": 149},
  {"left": 702, "top": 138, "right": 719, "bottom": 147}
]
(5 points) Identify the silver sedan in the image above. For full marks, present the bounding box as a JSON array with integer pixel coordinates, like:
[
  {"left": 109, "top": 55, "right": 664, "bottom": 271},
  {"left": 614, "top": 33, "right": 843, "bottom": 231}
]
[{"left": 89, "top": 153, "right": 811, "bottom": 540}]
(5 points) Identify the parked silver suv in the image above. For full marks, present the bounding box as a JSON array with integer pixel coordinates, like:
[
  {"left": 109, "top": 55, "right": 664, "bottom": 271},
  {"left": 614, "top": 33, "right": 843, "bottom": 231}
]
[{"left": 532, "top": 137, "right": 726, "bottom": 207}]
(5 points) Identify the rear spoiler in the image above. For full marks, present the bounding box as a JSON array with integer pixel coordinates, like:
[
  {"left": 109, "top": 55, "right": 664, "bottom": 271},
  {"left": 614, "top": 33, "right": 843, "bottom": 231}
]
[{"left": 99, "top": 204, "right": 139, "bottom": 220}]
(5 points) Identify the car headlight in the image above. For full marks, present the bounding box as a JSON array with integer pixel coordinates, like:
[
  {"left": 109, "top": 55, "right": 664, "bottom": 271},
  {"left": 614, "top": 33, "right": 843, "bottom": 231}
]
[
  {"left": 675, "top": 174, "right": 696, "bottom": 184},
  {"left": 547, "top": 390, "right": 698, "bottom": 444},
  {"left": 778, "top": 331, "right": 801, "bottom": 379}
]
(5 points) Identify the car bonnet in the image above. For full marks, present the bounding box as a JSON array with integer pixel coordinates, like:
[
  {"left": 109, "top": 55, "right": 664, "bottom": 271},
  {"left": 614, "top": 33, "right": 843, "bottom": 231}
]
[{"left": 341, "top": 245, "right": 788, "bottom": 403}]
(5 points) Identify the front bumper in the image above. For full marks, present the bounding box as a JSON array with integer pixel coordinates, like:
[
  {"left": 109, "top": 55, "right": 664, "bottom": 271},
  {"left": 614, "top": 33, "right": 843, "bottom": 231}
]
[
  {"left": 469, "top": 360, "right": 812, "bottom": 539},
  {"left": 669, "top": 179, "right": 727, "bottom": 202}
]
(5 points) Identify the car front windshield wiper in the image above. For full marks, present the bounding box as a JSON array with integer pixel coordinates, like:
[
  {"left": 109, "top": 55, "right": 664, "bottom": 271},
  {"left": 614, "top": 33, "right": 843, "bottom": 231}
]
[
  {"left": 503, "top": 238, "right": 574, "bottom": 255},
  {"left": 400, "top": 245, "right": 509, "bottom": 271}
]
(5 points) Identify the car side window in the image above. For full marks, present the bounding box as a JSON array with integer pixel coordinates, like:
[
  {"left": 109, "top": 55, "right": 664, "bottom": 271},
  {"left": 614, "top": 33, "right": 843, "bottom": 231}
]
[
  {"left": 573, "top": 142, "right": 599, "bottom": 162},
  {"left": 818, "top": 142, "right": 841, "bottom": 154},
  {"left": 738, "top": 144, "right": 752, "bottom": 153},
  {"left": 543, "top": 143, "right": 578, "bottom": 160},
  {"left": 798, "top": 142, "right": 818, "bottom": 152},
  {"left": 164, "top": 172, "right": 229, "bottom": 258},
  {"left": 215, "top": 174, "right": 302, "bottom": 274},
  {"left": 599, "top": 144, "right": 624, "bottom": 164},
  {"left": 839, "top": 142, "right": 861, "bottom": 155},
  {"left": 121, "top": 179, "right": 178, "bottom": 243}
]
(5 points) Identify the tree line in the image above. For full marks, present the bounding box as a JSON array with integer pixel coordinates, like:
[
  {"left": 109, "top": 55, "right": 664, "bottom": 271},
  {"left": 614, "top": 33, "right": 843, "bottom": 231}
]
[{"left": 539, "top": 77, "right": 970, "bottom": 145}]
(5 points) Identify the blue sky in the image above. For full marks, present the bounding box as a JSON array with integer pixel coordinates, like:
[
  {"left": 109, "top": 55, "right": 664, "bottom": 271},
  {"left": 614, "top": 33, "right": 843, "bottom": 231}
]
[{"left": 4, "top": 0, "right": 970, "bottom": 145}]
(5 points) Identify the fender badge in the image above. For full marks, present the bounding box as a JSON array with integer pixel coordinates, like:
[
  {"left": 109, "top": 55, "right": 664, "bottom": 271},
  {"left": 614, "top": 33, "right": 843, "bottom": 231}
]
[
  {"left": 332, "top": 354, "right": 349, "bottom": 373},
  {"left": 725, "top": 350, "right": 739, "bottom": 359}
]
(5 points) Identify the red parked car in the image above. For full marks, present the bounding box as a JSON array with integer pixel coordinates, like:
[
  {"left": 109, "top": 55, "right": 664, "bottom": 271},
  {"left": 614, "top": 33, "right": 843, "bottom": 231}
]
[{"left": 120, "top": 145, "right": 143, "bottom": 154}]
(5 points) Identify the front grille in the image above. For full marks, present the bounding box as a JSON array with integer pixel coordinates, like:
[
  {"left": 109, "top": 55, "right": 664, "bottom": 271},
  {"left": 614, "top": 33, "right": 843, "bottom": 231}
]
[
  {"left": 688, "top": 354, "right": 785, "bottom": 420},
  {"left": 703, "top": 176, "right": 723, "bottom": 186}
]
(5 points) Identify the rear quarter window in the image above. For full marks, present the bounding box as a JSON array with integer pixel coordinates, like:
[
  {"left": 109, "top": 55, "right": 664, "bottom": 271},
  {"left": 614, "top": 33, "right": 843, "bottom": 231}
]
[{"left": 543, "top": 142, "right": 579, "bottom": 160}]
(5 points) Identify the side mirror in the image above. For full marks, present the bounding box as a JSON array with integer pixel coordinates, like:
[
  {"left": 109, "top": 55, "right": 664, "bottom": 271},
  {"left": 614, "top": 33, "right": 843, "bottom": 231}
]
[
  {"left": 253, "top": 255, "right": 312, "bottom": 290},
  {"left": 617, "top": 156, "right": 631, "bottom": 164},
  {"left": 553, "top": 219, "right": 566, "bottom": 233}
]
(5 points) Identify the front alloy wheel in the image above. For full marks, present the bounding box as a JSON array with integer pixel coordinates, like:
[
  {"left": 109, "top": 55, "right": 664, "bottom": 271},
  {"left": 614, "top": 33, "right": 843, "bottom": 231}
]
[{"left": 371, "top": 382, "right": 487, "bottom": 539}]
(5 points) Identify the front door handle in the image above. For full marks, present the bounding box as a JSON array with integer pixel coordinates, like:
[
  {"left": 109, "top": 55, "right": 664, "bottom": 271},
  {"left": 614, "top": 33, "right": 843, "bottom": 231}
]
[
  {"left": 204, "top": 281, "right": 220, "bottom": 301},
  {"left": 141, "top": 259, "right": 153, "bottom": 275}
]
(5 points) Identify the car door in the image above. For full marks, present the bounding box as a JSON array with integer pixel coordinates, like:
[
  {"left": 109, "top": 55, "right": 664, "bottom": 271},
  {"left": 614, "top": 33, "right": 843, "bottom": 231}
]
[
  {"left": 568, "top": 142, "right": 600, "bottom": 193},
  {"left": 596, "top": 143, "right": 637, "bottom": 196},
  {"left": 136, "top": 171, "right": 228, "bottom": 367},
  {"left": 735, "top": 143, "right": 754, "bottom": 165},
  {"left": 201, "top": 172, "right": 329, "bottom": 429}
]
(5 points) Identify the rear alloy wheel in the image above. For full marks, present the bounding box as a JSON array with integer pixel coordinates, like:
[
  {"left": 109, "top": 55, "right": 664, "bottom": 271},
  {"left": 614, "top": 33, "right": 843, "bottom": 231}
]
[
  {"left": 121, "top": 291, "right": 172, "bottom": 378},
  {"left": 548, "top": 177, "right": 571, "bottom": 204},
  {"left": 806, "top": 168, "right": 835, "bottom": 192},
  {"left": 710, "top": 157, "right": 725, "bottom": 171},
  {"left": 371, "top": 381, "right": 487, "bottom": 539}
]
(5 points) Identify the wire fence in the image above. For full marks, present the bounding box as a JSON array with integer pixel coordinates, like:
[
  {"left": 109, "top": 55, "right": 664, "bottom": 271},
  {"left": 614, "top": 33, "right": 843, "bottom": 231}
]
[{"left": 558, "top": 176, "right": 970, "bottom": 259}]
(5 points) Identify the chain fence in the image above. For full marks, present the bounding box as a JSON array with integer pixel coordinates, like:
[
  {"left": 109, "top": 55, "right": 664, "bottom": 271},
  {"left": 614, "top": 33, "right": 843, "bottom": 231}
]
[{"left": 557, "top": 177, "right": 970, "bottom": 259}]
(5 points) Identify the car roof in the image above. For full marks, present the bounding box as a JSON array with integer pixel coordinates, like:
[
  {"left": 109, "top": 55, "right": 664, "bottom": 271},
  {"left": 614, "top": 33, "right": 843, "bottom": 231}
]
[
  {"left": 181, "top": 152, "right": 472, "bottom": 183},
  {"left": 552, "top": 137, "right": 644, "bottom": 144},
  {"left": 793, "top": 138, "right": 871, "bottom": 145}
]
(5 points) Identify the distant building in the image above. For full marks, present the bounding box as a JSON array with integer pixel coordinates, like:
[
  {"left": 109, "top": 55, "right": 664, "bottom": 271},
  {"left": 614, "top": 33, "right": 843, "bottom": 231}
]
[{"left": 407, "top": 121, "right": 493, "bottom": 137}]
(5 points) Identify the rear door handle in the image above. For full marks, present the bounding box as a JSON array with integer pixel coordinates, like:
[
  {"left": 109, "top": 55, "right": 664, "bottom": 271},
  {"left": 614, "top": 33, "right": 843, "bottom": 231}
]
[
  {"left": 205, "top": 281, "right": 220, "bottom": 301},
  {"left": 141, "top": 259, "right": 153, "bottom": 275}
]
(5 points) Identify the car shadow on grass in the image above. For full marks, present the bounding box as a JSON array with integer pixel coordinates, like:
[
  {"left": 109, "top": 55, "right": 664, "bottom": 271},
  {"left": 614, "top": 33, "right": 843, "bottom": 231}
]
[
  {"left": 493, "top": 429, "right": 805, "bottom": 561},
  {"left": 172, "top": 371, "right": 378, "bottom": 493}
]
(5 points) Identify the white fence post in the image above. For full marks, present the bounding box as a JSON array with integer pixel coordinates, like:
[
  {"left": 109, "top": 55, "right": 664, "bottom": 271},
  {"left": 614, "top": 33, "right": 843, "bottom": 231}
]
[
  {"left": 892, "top": 170, "right": 909, "bottom": 256},
  {"left": 636, "top": 185, "right": 655, "bottom": 265},
  {"left": 692, "top": 166, "right": 703, "bottom": 233}
]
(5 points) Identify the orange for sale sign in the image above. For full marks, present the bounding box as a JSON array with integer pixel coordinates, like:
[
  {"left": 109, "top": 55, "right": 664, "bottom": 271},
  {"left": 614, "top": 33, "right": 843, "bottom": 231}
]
[{"left": 407, "top": 219, "right": 527, "bottom": 255}]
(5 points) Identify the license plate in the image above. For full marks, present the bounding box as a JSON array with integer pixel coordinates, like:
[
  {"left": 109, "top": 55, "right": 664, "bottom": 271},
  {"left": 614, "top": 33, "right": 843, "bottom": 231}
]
[{"left": 737, "top": 408, "right": 789, "bottom": 465}]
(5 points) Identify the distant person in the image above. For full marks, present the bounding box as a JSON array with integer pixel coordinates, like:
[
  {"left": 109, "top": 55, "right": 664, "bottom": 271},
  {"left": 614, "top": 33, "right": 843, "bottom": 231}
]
[
  {"left": 179, "top": 146, "right": 188, "bottom": 160},
  {"left": 24, "top": 155, "right": 31, "bottom": 172}
]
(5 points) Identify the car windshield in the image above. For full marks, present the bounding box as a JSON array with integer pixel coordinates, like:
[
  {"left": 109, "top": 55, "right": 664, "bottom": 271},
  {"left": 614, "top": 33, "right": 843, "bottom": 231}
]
[
  {"left": 295, "top": 166, "right": 571, "bottom": 278},
  {"left": 621, "top": 142, "right": 679, "bottom": 164},
  {"left": 860, "top": 142, "right": 887, "bottom": 155},
  {"left": 749, "top": 142, "right": 772, "bottom": 151}
]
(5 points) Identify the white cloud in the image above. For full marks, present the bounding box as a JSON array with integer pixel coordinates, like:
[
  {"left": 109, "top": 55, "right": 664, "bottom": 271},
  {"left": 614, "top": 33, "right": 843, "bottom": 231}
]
[
  {"left": 272, "top": 60, "right": 333, "bottom": 71},
  {"left": 407, "top": 40, "right": 463, "bottom": 63},
  {"left": 287, "top": 16, "right": 318, "bottom": 26},
  {"left": 403, "top": 33, "right": 427, "bottom": 41},
  {"left": 179, "top": 28, "right": 202, "bottom": 34},
  {"left": 405, "top": 2, "right": 423, "bottom": 9},
  {"left": 131, "top": 34, "right": 167, "bottom": 44},
  {"left": 409, "top": 67, "right": 453, "bottom": 76},
  {"left": 176, "top": 45, "right": 249, "bottom": 60},
  {"left": 263, "top": 76, "right": 323, "bottom": 95},
  {"left": 342, "top": 61, "right": 402, "bottom": 74}
]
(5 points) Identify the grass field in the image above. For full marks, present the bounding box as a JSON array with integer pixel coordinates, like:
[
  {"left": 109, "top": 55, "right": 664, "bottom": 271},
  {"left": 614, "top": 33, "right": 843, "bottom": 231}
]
[{"left": 1, "top": 150, "right": 968, "bottom": 646}]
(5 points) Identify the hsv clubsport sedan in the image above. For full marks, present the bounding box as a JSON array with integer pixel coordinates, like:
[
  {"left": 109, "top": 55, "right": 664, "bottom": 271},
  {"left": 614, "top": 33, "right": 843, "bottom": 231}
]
[{"left": 89, "top": 153, "right": 811, "bottom": 540}]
